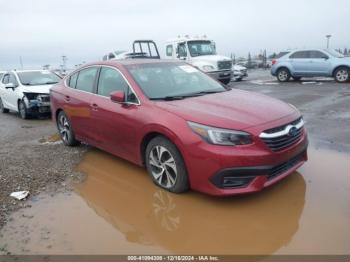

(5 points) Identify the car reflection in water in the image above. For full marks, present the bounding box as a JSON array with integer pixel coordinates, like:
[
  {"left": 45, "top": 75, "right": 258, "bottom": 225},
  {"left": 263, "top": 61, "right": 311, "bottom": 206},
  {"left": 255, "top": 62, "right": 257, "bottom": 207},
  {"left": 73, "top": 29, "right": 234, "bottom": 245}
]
[{"left": 76, "top": 148, "right": 306, "bottom": 255}]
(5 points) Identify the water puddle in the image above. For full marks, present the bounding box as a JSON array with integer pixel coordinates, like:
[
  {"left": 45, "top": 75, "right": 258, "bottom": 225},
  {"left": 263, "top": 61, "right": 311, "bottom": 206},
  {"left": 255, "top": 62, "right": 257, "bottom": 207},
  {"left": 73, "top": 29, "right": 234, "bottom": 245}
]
[
  {"left": 38, "top": 134, "right": 62, "bottom": 145},
  {"left": 0, "top": 148, "right": 349, "bottom": 255}
]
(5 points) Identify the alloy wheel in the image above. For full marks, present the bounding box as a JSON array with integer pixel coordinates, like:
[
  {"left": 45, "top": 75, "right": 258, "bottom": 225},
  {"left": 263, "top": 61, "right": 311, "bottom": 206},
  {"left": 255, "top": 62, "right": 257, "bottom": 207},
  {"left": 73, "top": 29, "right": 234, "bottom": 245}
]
[
  {"left": 278, "top": 70, "right": 288, "bottom": 81},
  {"left": 149, "top": 146, "right": 177, "bottom": 188},
  {"left": 58, "top": 115, "right": 70, "bottom": 143},
  {"left": 335, "top": 70, "right": 349, "bottom": 82}
]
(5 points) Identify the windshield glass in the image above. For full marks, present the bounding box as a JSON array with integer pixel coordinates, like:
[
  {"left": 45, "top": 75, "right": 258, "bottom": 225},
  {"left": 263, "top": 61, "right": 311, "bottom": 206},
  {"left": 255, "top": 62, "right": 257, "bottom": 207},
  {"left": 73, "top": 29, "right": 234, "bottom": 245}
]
[
  {"left": 324, "top": 49, "right": 344, "bottom": 58},
  {"left": 17, "top": 71, "right": 61, "bottom": 86},
  {"left": 126, "top": 62, "right": 226, "bottom": 100},
  {"left": 187, "top": 41, "right": 216, "bottom": 57}
]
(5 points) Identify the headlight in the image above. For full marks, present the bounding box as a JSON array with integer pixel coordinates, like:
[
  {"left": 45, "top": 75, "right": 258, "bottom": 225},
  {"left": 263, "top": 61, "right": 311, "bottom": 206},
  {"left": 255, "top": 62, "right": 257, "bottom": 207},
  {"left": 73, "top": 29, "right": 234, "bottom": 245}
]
[
  {"left": 201, "top": 65, "right": 215, "bottom": 72},
  {"left": 188, "top": 122, "right": 253, "bottom": 146}
]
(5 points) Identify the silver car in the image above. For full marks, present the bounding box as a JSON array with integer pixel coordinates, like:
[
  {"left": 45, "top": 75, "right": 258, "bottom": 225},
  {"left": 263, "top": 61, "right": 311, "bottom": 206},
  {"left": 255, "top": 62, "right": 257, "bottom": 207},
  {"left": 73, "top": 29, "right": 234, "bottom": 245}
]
[{"left": 271, "top": 49, "right": 350, "bottom": 83}]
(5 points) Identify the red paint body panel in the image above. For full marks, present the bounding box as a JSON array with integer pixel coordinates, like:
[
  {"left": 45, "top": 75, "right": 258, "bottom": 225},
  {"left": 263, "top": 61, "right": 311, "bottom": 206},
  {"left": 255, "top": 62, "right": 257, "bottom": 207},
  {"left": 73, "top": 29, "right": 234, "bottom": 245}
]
[{"left": 51, "top": 60, "right": 308, "bottom": 196}]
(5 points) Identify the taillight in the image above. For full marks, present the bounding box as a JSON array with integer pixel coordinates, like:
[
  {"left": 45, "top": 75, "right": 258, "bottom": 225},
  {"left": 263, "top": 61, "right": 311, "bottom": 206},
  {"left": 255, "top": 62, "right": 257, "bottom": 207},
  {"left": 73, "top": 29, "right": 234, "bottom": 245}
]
[{"left": 272, "top": 59, "right": 277, "bottom": 65}]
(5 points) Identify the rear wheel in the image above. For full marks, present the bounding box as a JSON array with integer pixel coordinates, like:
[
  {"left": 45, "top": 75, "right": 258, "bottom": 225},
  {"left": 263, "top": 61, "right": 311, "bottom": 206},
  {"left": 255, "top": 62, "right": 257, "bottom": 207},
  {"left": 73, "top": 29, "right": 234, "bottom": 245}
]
[
  {"left": 57, "top": 111, "right": 80, "bottom": 146},
  {"left": 145, "top": 136, "right": 189, "bottom": 193},
  {"left": 334, "top": 67, "right": 349, "bottom": 83},
  {"left": 18, "top": 100, "right": 30, "bottom": 119},
  {"left": 276, "top": 68, "right": 291, "bottom": 82},
  {"left": 0, "top": 97, "right": 9, "bottom": 113}
]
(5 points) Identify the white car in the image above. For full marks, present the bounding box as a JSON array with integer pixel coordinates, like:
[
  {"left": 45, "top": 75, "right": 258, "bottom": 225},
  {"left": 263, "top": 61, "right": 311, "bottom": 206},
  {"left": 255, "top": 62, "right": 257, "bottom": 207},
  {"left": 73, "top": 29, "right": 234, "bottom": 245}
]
[
  {"left": 232, "top": 64, "right": 248, "bottom": 81},
  {"left": 0, "top": 70, "right": 61, "bottom": 119}
]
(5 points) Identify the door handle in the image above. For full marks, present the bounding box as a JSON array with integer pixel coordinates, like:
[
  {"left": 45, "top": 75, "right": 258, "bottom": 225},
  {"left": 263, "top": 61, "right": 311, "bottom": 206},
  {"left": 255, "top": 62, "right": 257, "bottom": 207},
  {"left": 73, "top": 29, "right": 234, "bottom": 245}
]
[
  {"left": 65, "top": 95, "right": 70, "bottom": 102},
  {"left": 91, "top": 103, "right": 99, "bottom": 111}
]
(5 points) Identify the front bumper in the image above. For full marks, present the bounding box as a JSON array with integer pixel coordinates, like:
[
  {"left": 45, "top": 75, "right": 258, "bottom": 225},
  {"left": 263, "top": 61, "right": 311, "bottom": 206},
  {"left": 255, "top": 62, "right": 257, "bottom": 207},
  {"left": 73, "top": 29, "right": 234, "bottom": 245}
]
[
  {"left": 233, "top": 71, "right": 248, "bottom": 77},
  {"left": 25, "top": 99, "right": 51, "bottom": 114},
  {"left": 207, "top": 70, "right": 232, "bottom": 80},
  {"left": 181, "top": 116, "right": 308, "bottom": 196}
]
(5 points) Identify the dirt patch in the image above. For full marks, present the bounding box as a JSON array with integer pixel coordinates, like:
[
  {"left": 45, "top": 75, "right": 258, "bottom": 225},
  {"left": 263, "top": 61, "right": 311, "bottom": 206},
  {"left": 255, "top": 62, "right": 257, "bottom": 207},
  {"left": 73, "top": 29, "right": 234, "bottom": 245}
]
[{"left": 0, "top": 124, "right": 87, "bottom": 230}]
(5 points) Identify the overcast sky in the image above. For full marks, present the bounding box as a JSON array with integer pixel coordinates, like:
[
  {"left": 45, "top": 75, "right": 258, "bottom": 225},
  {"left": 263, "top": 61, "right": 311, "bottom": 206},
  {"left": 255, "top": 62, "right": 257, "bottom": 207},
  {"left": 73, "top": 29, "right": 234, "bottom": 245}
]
[{"left": 0, "top": 0, "right": 349, "bottom": 69}]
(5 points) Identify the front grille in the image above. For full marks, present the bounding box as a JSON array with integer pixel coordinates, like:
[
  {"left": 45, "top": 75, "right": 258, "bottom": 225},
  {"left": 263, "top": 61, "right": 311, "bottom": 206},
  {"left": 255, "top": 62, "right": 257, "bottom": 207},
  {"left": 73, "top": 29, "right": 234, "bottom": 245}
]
[
  {"left": 38, "top": 95, "right": 50, "bottom": 103},
  {"left": 267, "top": 151, "right": 305, "bottom": 180},
  {"left": 263, "top": 117, "right": 302, "bottom": 134},
  {"left": 261, "top": 117, "right": 304, "bottom": 152},
  {"left": 218, "top": 60, "right": 232, "bottom": 70}
]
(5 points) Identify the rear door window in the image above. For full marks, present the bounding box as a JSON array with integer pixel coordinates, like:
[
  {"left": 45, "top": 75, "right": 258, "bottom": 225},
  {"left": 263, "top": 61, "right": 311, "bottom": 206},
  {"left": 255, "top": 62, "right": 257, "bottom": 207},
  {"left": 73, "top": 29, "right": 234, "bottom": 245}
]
[
  {"left": 75, "top": 67, "right": 98, "bottom": 93},
  {"left": 290, "top": 51, "right": 311, "bottom": 59}
]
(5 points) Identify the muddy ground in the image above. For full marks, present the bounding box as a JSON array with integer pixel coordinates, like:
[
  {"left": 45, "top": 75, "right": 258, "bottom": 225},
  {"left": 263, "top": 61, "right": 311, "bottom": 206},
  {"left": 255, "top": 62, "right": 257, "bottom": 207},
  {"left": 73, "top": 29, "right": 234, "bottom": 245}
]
[
  {"left": 0, "top": 113, "right": 87, "bottom": 229},
  {"left": 0, "top": 70, "right": 349, "bottom": 255}
]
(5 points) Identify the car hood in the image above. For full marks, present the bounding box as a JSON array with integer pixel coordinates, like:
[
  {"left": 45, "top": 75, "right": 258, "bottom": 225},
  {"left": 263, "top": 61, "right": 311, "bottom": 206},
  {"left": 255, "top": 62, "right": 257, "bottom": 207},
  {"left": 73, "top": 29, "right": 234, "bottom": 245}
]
[
  {"left": 155, "top": 89, "right": 297, "bottom": 130},
  {"left": 21, "top": 84, "right": 53, "bottom": 94},
  {"left": 191, "top": 55, "right": 232, "bottom": 63}
]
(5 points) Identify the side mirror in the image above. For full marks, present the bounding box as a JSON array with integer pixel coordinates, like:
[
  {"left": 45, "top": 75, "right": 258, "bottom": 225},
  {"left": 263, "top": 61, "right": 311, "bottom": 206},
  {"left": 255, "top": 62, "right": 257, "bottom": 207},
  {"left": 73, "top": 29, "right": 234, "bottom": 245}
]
[
  {"left": 4, "top": 83, "right": 16, "bottom": 89},
  {"left": 110, "top": 90, "right": 125, "bottom": 103},
  {"left": 322, "top": 56, "right": 329, "bottom": 60}
]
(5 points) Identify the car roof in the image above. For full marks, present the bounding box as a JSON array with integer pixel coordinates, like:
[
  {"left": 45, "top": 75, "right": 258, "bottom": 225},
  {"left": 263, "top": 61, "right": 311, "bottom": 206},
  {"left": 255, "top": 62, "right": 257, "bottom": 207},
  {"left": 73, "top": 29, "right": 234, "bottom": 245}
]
[{"left": 85, "top": 59, "right": 182, "bottom": 67}]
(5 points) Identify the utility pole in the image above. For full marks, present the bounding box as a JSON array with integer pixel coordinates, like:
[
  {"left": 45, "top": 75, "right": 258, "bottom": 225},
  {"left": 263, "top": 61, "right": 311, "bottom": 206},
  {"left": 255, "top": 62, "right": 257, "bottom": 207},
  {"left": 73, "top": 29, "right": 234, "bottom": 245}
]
[
  {"left": 326, "top": 35, "right": 332, "bottom": 49},
  {"left": 61, "top": 55, "right": 67, "bottom": 74}
]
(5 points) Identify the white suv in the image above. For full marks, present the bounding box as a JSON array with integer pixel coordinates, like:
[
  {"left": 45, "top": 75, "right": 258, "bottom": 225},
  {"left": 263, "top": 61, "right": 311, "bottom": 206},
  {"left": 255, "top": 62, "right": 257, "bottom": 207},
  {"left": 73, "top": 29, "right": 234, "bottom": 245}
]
[{"left": 0, "top": 70, "right": 61, "bottom": 119}]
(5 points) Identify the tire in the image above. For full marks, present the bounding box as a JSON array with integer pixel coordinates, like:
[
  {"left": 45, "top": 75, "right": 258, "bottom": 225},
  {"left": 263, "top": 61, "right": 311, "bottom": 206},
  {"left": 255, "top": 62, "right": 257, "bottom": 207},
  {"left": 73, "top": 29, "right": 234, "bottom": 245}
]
[
  {"left": 18, "top": 100, "right": 30, "bottom": 119},
  {"left": 0, "top": 97, "right": 9, "bottom": 113},
  {"left": 145, "top": 136, "right": 189, "bottom": 193},
  {"left": 56, "top": 111, "right": 80, "bottom": 146},
  {"left": 220, "top": 78, "right": 231, "bottom": 85},
  {"left": 334, "top": 67, "right": 350, "bottom": 83},
  {"left": 276, "top": 68, "right": 291, "bottom": 82}
]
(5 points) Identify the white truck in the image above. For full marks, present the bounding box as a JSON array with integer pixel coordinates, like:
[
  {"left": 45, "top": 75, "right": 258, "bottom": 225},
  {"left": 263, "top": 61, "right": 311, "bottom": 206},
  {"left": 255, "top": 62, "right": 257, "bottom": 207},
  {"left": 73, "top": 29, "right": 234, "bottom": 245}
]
[{"left": 165, "top": 36, "right": 232, "bottom": 84}]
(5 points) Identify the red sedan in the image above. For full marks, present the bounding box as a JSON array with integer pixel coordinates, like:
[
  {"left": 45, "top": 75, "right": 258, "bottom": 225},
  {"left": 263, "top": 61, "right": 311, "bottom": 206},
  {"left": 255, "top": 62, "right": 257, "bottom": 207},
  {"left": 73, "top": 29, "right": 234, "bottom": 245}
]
[{"left": 50, "top": 60, "right": 308, "bottom": 196}]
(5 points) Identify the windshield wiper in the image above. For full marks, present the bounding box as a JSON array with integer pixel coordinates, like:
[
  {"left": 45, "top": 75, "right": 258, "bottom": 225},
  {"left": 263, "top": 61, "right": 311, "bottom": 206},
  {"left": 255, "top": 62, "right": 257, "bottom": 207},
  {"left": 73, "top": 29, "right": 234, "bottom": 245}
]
[
  {"left": 150, "top": 96, "right": 186, "bottom": 101},
  {"left": 183, "top": 90, "right": 226, "bottom": 97},
  {"left": 150, "top": 89, "right": 227, "bottom": 101}
]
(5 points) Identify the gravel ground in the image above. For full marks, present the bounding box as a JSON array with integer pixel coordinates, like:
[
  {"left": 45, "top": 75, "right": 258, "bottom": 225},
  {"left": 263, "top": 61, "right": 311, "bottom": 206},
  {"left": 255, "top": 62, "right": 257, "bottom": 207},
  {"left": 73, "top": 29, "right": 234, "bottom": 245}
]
[{"left": 0, "top": 112, "right": 87, "bottom": 228}]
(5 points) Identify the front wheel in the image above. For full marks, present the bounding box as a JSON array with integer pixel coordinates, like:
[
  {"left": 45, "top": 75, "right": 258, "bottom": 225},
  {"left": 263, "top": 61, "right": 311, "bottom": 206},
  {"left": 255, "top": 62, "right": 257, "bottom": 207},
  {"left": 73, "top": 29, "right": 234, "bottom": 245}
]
[
  {"left": 18, "top": 100, "right": 30, "bottom": 119},
  {"left": 220, "top": 78, "right": 231, "bottom": 85},
  {"left": 276, "top": 68, "right": 291, "bottom": 82},
  {"left": 56, "top": 111, "right": 80, "bottom": 146},
  {"left": 145, "top": 136, "right": 189, "bottom": 193},
  {"left": 0, "top": 97, "right": 9, "bottom": 113},
  {"left": 334, "top": 67, "right": 349, "bottom": 83}
]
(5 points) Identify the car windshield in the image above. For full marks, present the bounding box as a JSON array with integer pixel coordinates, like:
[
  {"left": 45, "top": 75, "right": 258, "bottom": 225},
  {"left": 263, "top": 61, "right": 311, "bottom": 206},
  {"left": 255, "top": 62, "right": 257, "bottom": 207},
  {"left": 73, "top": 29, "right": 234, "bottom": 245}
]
[
  {"left": 17, "top": 71, "right": 61, "bottom": 86},
  {"left": 324, "top": 49, "right": 344, "bottom": 58},
  {"left": 187, "top": 41, "right": 216, "bottom": 57},
  {"left": 126, "top": 62, "right": 227, "bottom": 100}
]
